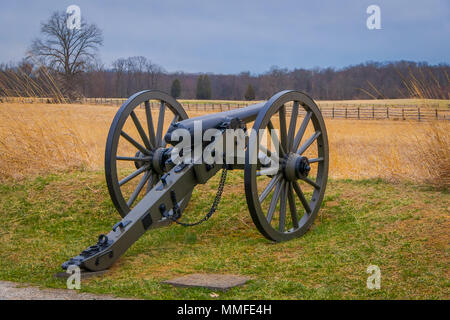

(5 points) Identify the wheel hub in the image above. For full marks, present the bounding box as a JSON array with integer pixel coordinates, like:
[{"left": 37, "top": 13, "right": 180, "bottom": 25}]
[
  {"left": 134, "top": 151, "right": 147, "bottom": 170},
  {"left": 283, "top": 153, "right": 311, "bottom": 181},
  {"left": 151, "top": 148, "right": 167, "bottom": 174},
  {"left": 134, "top": 148, "right": 170, "bottom": 174}
]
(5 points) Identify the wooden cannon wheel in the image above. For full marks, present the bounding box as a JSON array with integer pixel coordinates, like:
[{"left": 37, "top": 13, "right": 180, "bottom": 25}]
[
  {"left": 244, "top": 90, "right": 329, "bottom": 242},
  {"left": 104, "top": 90, "right": 192, "bottom": 218}
]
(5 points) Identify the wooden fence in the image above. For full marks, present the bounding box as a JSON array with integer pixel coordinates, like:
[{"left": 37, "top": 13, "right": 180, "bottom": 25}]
[
  {"left": 82, "top": 98, "right": 449, "bottom": 121},
  {"left": 1, "top": 96, "right": 448, "bottom": 121}
]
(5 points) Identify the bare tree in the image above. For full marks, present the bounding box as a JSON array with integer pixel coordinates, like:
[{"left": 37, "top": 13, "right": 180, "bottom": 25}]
[
  {"left": 112, "top": 58, "right": 126, "bottom": 97},
  {"left": 28, "top": 11, "right": 103, "bottom": 99},
  {"left": 146, "top": 60, "right": 164, "bottom": 89}
]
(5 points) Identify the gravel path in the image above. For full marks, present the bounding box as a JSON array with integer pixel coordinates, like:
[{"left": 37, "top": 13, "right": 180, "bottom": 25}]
[{"left": 0, "top": 281, "right": 128, "bottom": 300}]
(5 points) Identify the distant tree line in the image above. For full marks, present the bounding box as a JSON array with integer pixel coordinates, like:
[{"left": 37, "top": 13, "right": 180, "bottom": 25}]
[
  {"left": 0, "top": 11, "right": 448, "bottom": 101},
  {"left": 55, "top": 60, "right": 450, "bottom": 100},
  {"left": 1, "top": 58, "right": 448, "bottom": 101}
]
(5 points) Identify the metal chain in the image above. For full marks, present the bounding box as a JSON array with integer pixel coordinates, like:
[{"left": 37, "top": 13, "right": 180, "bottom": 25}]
[{"left": 166, "top": 165, "right": 228, "bottom": 227}]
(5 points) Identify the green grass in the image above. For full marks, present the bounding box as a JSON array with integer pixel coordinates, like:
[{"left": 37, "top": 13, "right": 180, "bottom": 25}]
[{"left": 0, "top": 170, "right": 448, "bottom": 299}]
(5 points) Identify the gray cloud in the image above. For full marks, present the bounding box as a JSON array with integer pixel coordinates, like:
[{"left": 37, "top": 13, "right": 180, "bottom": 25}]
[{"left": 0, "top": 0, "right": 448, "bottom": 73}]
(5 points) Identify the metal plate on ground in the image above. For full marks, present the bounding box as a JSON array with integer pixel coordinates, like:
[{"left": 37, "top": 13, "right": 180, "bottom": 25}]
[{"left": 162, "top": 274, "right": 251, "bottom": 291}]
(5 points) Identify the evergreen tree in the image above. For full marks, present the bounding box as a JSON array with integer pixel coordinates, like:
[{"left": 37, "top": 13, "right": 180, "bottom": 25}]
[
  {"left": 195, "top": 75, "right": 204, "bottom": 99},
  {"left": 195, "top": 75, "right": 212, "bottom": 99},
  {"left": 203, "top": 75, "right": 212, "bottom": 99},
  {"left": 244, "top": 84, "right": 256, "bottom": 100},
  {"left": 170, "top": 78, "right": 181, "bottom": 98}
]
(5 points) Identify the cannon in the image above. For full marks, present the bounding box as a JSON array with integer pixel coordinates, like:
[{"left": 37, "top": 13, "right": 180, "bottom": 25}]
[{"left": 62, "top": 90, "right": 329, "bottom": 272}]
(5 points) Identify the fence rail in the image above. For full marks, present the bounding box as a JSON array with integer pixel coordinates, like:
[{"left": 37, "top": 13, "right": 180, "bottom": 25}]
[
  {"left": 1, "top": 96, "right": 448, "bottom": 121},
  {"left": 82, "top": 98, "right": 449, "bottom": 121}
]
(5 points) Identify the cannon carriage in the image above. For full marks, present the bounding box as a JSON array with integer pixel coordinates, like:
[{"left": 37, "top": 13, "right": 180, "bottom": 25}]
[{"left": 63, "top": 89, "right": 329, "bottom": 272}]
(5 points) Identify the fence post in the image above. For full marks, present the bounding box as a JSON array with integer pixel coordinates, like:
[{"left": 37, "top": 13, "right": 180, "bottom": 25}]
[
  {"left": 345, "top": 107, "right": 347, "bottom": 119},
  {"left": 418, "top": 107, "right": 421, "bottom": 121},
  {"left": 435, "top": 108, "right": 438, "bottom": 120},
  {"left": 357, "top": 107, "right": 360, "bottom": 119},
  {"left": 387, "top": 107, "right": 389, "bottom": 119},
  {"left": 402, "top": 108, "right": 405, "bottom": 120},
  {"left": 332, "top": 107, "right": 335, "bottom": 118},
  {"left": 372, "top": 106, "right": 375, "bottom": 119}
]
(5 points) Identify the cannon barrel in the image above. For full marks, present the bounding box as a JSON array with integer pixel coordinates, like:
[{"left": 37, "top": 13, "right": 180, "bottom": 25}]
[{"left": 164, "top": 102, "right": 265, "bottom": 144}]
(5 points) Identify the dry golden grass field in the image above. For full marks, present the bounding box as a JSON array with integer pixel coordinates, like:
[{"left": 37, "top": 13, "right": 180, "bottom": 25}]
[{"left": 0, "top": 102, "right": 448, "bottom": 187}]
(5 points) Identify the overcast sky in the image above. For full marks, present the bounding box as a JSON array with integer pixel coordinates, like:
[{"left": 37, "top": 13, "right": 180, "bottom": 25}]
[{"left": 0, "top": 0, "right": 448, "bottom": 74}]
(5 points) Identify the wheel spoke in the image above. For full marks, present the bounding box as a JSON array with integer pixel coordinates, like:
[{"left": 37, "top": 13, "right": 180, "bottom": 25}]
[
  {"left": 292, "top": 111, "right": 312, "bottom": 151},
  {"left": 152, "top": 173, "right": 160, "bottom": 187},
  {"left": 147, "top": 173, "right": 159, "bottom": 193},
  {"left": 116, "top": 156, "right": 151, "bottom": 161},
  {"left": 300, "top": 176, "right": 321, "bottom": 189},
  {"left": 292, "top": 181, "right": 312, "bottom": 214},
  {"left": 267, "top": 180, "right": 282, "bottom": 223},
  {"left": 145, "top": 173, "right": 155, "bottom": 194},
  {"left": 120, "top": 131, "right": 150, "bottom": 155},
  {"left": 156, "top": 101, "right": 166, "bottom": 147},
  {"left": 267, "top": 120, "right": 286, "bottom": 157},
  {"left": 279, "top": 105, "right": 288, "bottom": 151},
  {"left": 130, "top": 111, "right": 152, "bottom": 150},
  {"left": 259, "top": 174, "right": 281, "bottom": 203},
  {"left": 259, "top": 144, "right": 279, "bottom": 162},
  {"left": 170, "top": 114, "right": 179, "bottom": 126},
  {"left": 309, "top": 157, "right": 324, "bottom": 163},
  {"left": 279, "top": 181, "right": 288, "bottom": 232},
  {"left": 145, "top": 101, "right": 157, "bottom": 149},
  {"left": 127, "top": 171, "right": 151, "bottom": 206},
  {"left": 297, "top": 131, "right": 321, "bottom": 155},
  {"left": 287, "top": 101, "right": 299, "bottom": 151},
  {"left": 160, "top": 114, "right": 178, "bottom": 148},
  {"left": 287, "top": 182, "right": 299, "bottom": 228},
  {"left": 257, "top": 167, "right": 279, "bottom": 176},
  {"left": 118, "top": 164, "right": 149, "bottom": 186}
]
